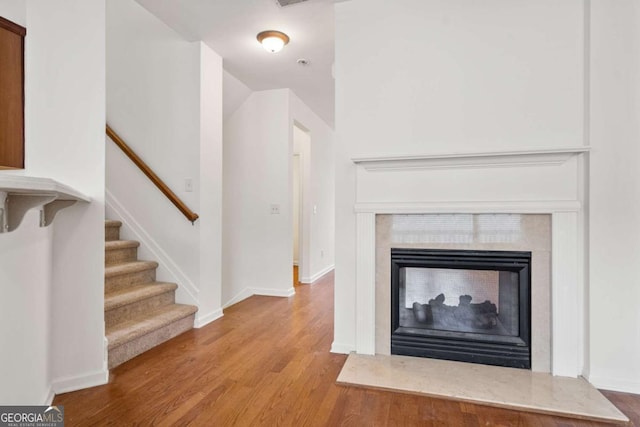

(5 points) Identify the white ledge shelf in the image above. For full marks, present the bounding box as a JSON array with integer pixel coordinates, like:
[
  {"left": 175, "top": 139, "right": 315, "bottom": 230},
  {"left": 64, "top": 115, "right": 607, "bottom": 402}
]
[
  {"left": 352, "top": 147, "right": 590, "bottom": 171},
  {"left": 0, "top": 176, "right": 91, "bottom": 233}
]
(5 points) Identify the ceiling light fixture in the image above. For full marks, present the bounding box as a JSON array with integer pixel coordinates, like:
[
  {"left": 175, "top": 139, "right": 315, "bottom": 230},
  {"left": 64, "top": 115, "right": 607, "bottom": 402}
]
[{"left": 257, "top": 30, "right": 290, "bottom": 53}]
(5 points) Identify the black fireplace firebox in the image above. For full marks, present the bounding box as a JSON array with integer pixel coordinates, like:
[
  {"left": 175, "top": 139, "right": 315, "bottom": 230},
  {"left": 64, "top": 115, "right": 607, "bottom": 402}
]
[{"left": 391, "top": 248, "right": 532, "bottom": 369}]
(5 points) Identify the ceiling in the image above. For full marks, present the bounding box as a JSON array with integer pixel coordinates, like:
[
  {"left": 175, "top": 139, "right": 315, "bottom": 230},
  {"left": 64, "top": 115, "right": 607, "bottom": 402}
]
[{"left": 135, "top": 0, "right": 336, "bottom": 127}]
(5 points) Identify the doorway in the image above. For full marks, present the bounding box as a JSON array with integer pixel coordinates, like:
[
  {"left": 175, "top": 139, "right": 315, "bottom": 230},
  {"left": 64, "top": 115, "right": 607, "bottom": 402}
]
[
  {"left": 293, "top": 122, "right": 310, "bottom": 286},
  {"left": 293, "top": 152, "right": 301, "bottom": 286}
]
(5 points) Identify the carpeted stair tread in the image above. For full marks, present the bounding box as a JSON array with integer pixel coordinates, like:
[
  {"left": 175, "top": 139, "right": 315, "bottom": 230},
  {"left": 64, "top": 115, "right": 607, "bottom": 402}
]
[
  {"left": 105, "top": 240, "right": 140, "bottom": 266},
  {"left": 105, "top": 220, "right": 122, "bottom": 241},
  {"left": 105, "top": 240, "right": 140, "bottom": 250},
  {"left": 107, "top": 304, "right": 198, "bottom": 350},
  {"left": 105, "top": 260, "right": 158, "bottom": 278},
  {"left": 105, "top": 282, "right": 178, "bottom": 311},
  {"left": 104, "top": 219, "right": 196, "bottom": 368}
]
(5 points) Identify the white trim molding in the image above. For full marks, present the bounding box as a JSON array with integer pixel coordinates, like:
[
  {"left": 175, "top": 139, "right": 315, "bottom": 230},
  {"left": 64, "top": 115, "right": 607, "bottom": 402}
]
[
  {"left": 42, "top": 387, "right": 55, "bottom": 406},
  {"left": 300, "top": 264, "right": 335, "bottom": 284},
  {"left": 352, "top": 146, "right": 590, "bottom": 172},
  {"left": 355, "top": 200, "right": 581, "bottom": 214},
  {"left": 254, "top": 287, "right": 296, "bottom": 298},
  {"left": 355, "top": 213, "right": 376, "bottom": 355},
  {"left": 586, "top": 376, "right": 640, "bottom": 395},
  {"left": 52, "top": 369, "right": 109, "bottom": 395},
  {"left": 331, "top": 342, "right": 356, "bottom": 354},
  {"left": 223, "top": 286, "right": 296, "bottom": 309},
  {"left": 223, "top": 288, "right": 254, "bottom": 309},
  {"left": 551, "top": 212, "right": 580, "bottom": 377},
  {"left": 195, "top": 308, "right": 224, "bottom": 328}
]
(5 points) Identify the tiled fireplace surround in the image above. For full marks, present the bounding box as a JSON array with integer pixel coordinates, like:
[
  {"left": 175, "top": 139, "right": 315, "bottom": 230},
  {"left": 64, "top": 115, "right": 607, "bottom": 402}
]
[
  {"left": 376, "top": 213, "right": 550, "bottom": 371},
  {"left": 352, "top": 147, "right": 589, "bottom": 378}
]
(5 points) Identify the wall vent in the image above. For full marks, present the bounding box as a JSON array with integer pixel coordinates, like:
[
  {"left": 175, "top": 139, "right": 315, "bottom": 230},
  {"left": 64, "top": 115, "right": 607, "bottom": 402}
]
[{"left": 276, "top": 0, "right": 309, "bottom": 7}]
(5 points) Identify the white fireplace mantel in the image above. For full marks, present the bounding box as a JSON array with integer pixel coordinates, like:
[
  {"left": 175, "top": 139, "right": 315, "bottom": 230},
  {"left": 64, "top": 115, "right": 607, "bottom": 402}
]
[
  {"left": 352, "top": 146, "right": 590, "bottom": 172},
  {"left": 351, "top": 147, "right": 588, "bottom": 378}
]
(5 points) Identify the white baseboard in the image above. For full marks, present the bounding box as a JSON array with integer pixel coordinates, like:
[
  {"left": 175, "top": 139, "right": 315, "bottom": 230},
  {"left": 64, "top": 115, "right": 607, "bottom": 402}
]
[
  {"left": 52, "top": 369, "right": 109, "bottom": 395},
  {"left": 223, "top": 286, "right": 296, "bottom": 309},
  {"left": 103, "top": 336, "right": 109, "bottom": 373},
  {"left": 106, "top": 189, "right": 199, "bottom": 307},
  {"left": 331, "top": 342, "right": 355, "bottom": 354},
  {"left": 300, "top": 264, "right": 334, "bottom": 284},
  {"left": 223, "top": 288, "right": 254, "bottom": 309},
  {"left": 195, "top": 308, "right": 224, "bottom": 328},
  {"left": 587, "top": 375, "right": 640, "bottom": 394},
  {"left": 252, "top": 287, "right": 296, "bottom": 298},
  {"left": 42, "top": 387, "right": 55, "bottom": 405}
]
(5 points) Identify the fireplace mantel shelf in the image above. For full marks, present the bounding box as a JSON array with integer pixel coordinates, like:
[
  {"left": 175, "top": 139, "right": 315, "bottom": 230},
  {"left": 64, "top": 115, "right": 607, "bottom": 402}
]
[
  {"left": 0, "top": 176, "right": 91, "bottom": 233},
  {"left": 352, "top": 147, "right": 590, "bottom": 171}
]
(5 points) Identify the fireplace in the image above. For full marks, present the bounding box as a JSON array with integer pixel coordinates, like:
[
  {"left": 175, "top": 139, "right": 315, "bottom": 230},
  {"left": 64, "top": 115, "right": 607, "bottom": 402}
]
[
  {"left": 349, "top": 149, "right": 586, "bottom": 377},
  {"left": 391, "top": 248, "right": 532, "bottom": 369}
]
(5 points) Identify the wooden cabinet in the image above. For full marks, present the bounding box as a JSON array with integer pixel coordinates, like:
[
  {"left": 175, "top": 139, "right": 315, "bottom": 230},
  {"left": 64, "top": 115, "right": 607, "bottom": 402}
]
[{"left": 0, "top": 16, "right": 26, "bottom": 169}]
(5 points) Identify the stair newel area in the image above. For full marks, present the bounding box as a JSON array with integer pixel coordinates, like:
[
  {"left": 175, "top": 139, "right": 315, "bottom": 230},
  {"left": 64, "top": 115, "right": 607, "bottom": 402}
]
[{"left": 104, "top": 220, "right": 197, "bottom": 369}]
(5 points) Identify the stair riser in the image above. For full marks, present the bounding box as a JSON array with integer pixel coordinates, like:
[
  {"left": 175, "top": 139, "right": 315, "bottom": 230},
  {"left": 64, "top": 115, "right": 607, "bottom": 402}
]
[
  {"left": 105, "top": 247, "right": 138, "bottom": 265},
  {"left": 106, "top": 269, "right": 156, "bottom": 293},
  {"left": 105, "top": 226, "right": 121, "bottom": 242},
  {"left": 108, "top": 314, "right": 195, "bottom": 369},
  {"left": 105, "top": 291, "right": 175, "bottom": 329}
]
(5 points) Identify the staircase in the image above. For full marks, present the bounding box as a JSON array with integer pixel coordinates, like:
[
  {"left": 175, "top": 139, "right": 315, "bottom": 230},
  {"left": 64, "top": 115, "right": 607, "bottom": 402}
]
[{"left": 104, "top": 220, "right": 198, "bottom": 369}]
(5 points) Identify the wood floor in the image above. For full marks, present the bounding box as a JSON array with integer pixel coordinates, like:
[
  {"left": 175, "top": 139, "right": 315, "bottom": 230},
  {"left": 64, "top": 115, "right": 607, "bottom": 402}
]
[
  {"left": 55, "top": 271, "right": 639, "bottom": 426},
  {"left": 294, "top": 264, "right": 300, "bottom": 287}
]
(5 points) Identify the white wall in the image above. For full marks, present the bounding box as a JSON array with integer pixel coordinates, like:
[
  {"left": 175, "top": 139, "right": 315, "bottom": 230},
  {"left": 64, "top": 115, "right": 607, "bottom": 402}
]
[
  {"left": 0, "top": 0, "right": 106, "bottom": 402},
  {"left": 0, "top": 212, "right": 53, "bottom": 404},
  {"left": 336, "top": 0, "right": 584, "bottom": 158},
  {"left": 106, "top": 0, "right": 223, "bottom": 326},
  {"left": 0, "top": 0, "right": 44, "bottom": 406},
  {"left": 587, "top": 0, "right": 640, "bottom": 394},
  {"left": 222, "top": 88, "right": 335, "bottom": 306},
  {"left": 223, "top": 89, "right": 294, "bottom": 305},
  {"left": 223, "top": 70, "right": 252, "bottom": 122},
  {"left": 30, "top": 0, "right": 107, "bottom": 394},
  {"left": 333, "top": 0, "right": 585, "bottom": 352},
  {"left": 0, "top": 0, "right": 24, "bottom": 25},
  {"left": 197, "top": 42, "right": 224, "bottom": 324}
]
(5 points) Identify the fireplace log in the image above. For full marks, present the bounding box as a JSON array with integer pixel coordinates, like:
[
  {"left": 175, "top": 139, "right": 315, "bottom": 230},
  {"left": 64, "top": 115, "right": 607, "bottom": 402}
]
[
  {"left": 412, "top": 302, "right": 433, "bottom": 323},
  {"left": 413, "top": 293, "right": 498, "bottom": 329}
]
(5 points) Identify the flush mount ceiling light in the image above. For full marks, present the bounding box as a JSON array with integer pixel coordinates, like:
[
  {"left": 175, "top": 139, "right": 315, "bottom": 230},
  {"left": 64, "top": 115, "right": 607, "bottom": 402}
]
[{"left": 257, "top": 30, "right": 290, "bottom": 53}]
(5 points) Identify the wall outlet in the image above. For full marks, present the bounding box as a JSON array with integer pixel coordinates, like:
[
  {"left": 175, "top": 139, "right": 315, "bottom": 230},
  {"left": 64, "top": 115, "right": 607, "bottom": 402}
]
[
  {"left": 270, "top": 204, "right": 280, "bottom": 214},
  {"left": 321, "top": 250, "right": 324, "bottom": 258},
  {"left": 313, "top": 205, "right": 317, "bottom": 214},
  {"left": 184, "top": 178, "right": 193, "bottom": 192}
]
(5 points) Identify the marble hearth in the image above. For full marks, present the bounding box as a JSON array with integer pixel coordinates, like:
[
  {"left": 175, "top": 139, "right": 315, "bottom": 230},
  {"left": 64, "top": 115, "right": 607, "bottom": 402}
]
[{"left": 337, "top": 354, "right": 628, "bottom": 424}]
